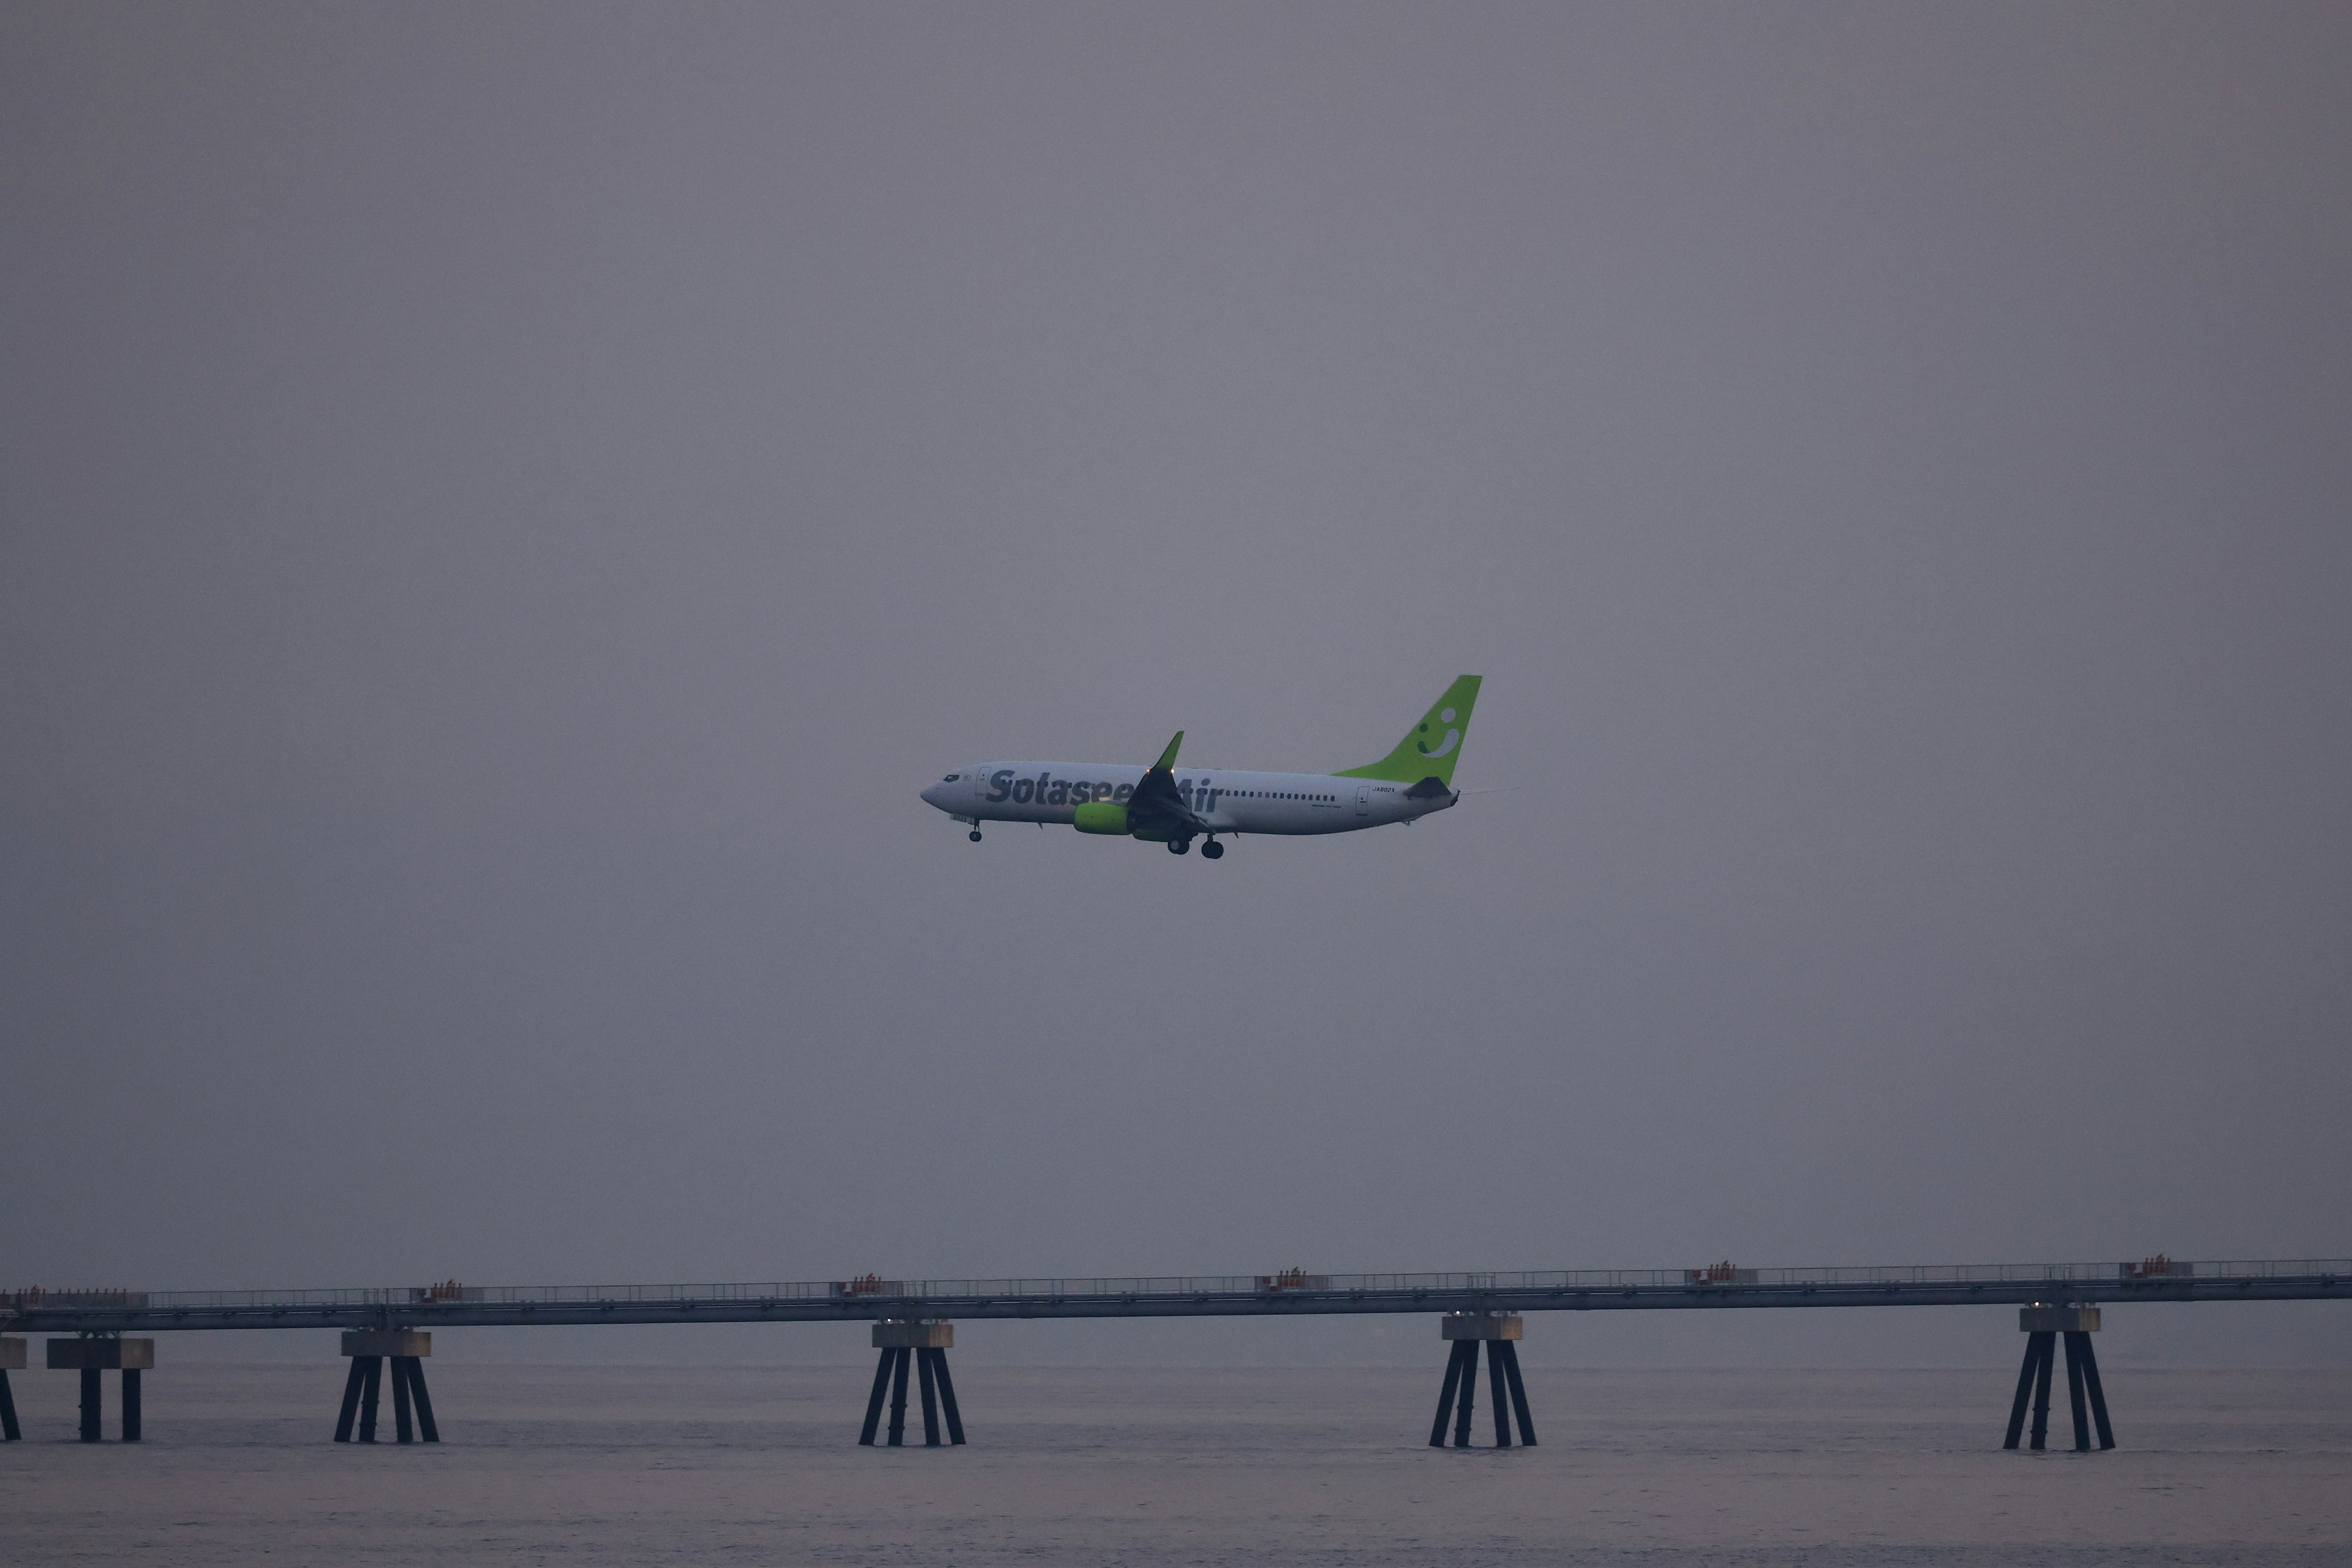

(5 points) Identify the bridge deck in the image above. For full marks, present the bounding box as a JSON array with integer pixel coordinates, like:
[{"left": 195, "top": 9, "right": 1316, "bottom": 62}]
[{"left": 6, "top": 1259, "right": 2344, "bottom": 1335}]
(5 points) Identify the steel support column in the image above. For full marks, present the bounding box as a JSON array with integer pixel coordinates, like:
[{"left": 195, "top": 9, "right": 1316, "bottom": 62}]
[
  {"left": 2003, "top": 1333, "right": 2041, "bottom": 1449},
  {"left": 2068, "top": 1331, "right": 2114, "bottom": 1450},
  {"left": 2062, "top": 1333, "right": 2090, "bottom": 1452},
  {"left": 334, "top": 1357, "right": 368, "bottom": 1442},
  {"left": 1499, "top": 1340, "right": 1537, "bottom": 1446},
  {"left": 858, "top": 1351, "right": 894, "bottom": 1446},
  {"left": 401, "top": 1357, "right": 440, "bottom": 1442},
  {"left": 357, "top": 1356, "right": 383, "bottom": 1443},
  {"left": 1486, "top": 1338, "right": 1513, "bottom": 1448},
  {"left": 930, "top": 1349, "right": 966, "bottom": 1445},
  {"left": 1430, "top": 1340, "right": 1471, "bottom": 1447},
  {"left": 916, "top": 1344, "right": 942, "bottom": 1447},
  {"left": 886, "top": 1346, "right": 911, "bottom": 1447},
  {"left": 2028, "top": 1333, "right": 2056, "bottom": 1451},
  {"left": 1450, "top": 1341, "right": 1479, "bottom": 1449},
  {"left": 390, "top": 1353, "right": 415, "bottom": 1443}
]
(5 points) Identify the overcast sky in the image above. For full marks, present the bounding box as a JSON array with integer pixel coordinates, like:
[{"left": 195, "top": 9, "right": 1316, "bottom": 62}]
[{"left": 4, "top": 3, "right": 2348, "bottom": 1368}]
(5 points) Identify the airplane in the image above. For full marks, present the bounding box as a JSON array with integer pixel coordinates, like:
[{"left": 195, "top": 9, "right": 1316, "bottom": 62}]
[{"left": 918, "top": 676, "right": 1481, "bottom": 860}]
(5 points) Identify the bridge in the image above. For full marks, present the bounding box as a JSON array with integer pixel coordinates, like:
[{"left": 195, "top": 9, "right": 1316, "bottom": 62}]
[
  {"left": 4, "top": 1256, "right": 2343, "bottom": 1333},
  {"left": 4, "top": 1257, "right": 2343, "bottom": 1455}
]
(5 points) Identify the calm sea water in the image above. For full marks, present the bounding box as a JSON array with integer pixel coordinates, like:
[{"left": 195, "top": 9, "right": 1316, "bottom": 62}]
[{"left": 4, "top": 1363, "right": 2346, "bottom": 1565}]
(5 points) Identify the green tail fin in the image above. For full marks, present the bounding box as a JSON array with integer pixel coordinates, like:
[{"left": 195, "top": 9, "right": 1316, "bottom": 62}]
[{"left": 1336, "top": 676, "right": 1482, "bottom": 786}]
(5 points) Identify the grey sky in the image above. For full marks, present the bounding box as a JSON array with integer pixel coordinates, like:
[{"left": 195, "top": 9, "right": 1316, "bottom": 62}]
[{"left": 4, "top": 4, "right": 2348, "bottom": 1366}]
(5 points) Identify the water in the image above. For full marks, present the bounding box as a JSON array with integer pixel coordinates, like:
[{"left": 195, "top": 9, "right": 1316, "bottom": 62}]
[{"left": 4, "top": 1363, "right": 2347, "bottom": 1564}]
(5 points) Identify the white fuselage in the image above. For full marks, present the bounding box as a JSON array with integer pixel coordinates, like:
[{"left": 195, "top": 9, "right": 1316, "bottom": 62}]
[{"left": 919, "top": 763, "right": 1454, "bottom": 835}]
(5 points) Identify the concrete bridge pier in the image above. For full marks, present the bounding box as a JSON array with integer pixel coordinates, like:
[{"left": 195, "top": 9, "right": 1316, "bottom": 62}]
[
  {"left": 2004, "top": 1305, "right": 2113, "bottom": 1452},
  {"left": 47, "top": 1336, "right": 153, "bottom": 1441},
  {"left": 336, "top": 1330, "right": 437, "bottom": 1444},
  {"left": 859, "top": 1322, "right": 962, "bottom": 1447},
  {"left": 1431, "top": 1313, "right": 1536, "bottom": 1449},
  {"left": 1, "top": 1337, "right": 23, "bottom": 1439}
]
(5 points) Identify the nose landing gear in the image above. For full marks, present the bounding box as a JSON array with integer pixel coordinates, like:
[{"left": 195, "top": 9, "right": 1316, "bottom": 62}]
[{"left": 968, "top": 829, "right": 982, "bottom": 842}]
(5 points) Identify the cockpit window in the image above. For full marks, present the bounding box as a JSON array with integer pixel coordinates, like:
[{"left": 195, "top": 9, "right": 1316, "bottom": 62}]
[{"left": 942, "top": 774, "right": 960, "bottom": 782}]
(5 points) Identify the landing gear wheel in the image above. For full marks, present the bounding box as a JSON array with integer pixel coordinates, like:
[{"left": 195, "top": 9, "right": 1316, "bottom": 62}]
[
  {"left": 1167, "top": 838, "right": 1191, "bottom": 855},
  {"left": 1200, "top": 839, "right": 1224, "bottom": 860},
  {"left": 968, "top": 831, "right": 982, "bottom": 842}
]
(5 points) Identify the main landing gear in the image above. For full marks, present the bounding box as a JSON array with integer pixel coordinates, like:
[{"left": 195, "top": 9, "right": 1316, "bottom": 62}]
[
  {"left": 1167, "top": 838, "right": 1190, "bottom": 855},
  {"left": 1200, "top": 839, "right": 1224, "bottom": 860}
]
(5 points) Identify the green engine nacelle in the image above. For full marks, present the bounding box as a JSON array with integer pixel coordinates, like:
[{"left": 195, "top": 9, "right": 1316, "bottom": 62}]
[{"left": 1072, "top": 801, "right": 1131, "bottom": 836}]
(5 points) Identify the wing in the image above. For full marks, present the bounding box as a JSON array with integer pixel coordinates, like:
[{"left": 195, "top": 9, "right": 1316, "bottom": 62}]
[{"left": 1124, "top": 730, "right": 1207, "bottom": 840}]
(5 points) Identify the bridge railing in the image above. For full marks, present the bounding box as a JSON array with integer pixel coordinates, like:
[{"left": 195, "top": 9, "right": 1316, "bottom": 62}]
[{"left": 28, "top": 1258, "right": 2342, "bottom": 1316}]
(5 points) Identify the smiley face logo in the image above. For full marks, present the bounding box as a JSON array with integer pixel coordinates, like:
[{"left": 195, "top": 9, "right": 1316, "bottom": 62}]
[{"left": 1416, "top": 706, "right": 1461, "bottom": 759}]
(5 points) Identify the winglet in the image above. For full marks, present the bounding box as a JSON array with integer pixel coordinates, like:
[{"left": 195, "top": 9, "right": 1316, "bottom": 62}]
[{"left": 1152, "top": 731, "right": 1183, "bottom": 771}]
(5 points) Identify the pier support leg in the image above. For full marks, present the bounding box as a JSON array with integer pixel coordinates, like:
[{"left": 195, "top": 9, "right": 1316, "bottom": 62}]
[
  {"left": 1430, "top": 1340, "right": 1471, "bottom": 1447},
  {"left": 2003, "top": 1334, "right": 2040, "bottom": 1450},
  {"left": 2027, "top": 1332, "right": 2054, "bottom": 1450},
  {"left": 1487, "top": 1336, "right": 1513, "bottom": 1448},
  {"left": 858, "top": 1351, "right": 894, "bottom": 1446},
  {"left": 1436, "top": 1314, "right": 1530, "bottom": 1450},
  {"left": 337, "top": 1331, "right": 434, "bottom": 1446},
  {"left": 0, "top": 1341, "right": 23, "bottom": 1442},
  {"left": 2062, "top": 1333, "right": 2090, "bottom": 1452},
  {"left": 862, "top": 1323, "right": 962, "bottom": 1448},
  {"left": 2008, "top": 1308, "right": 2111, "bottom": 1453},
  {"left": 1451, "top": 1342, "right": 1479, "bottom": 1448},
  {"left": 358, "top": 1357, "right": 382, "bottom": 1443},
  {"left": 2075, "top": 1332, "right": 2114, "bottom": 1450},
  {"left": 1430, "top": 1341, "right": 1471, "bottom": 1447},
  {"left": 46, "top": 1339, "right": 155, "bottom": 1442},
  {"left": 886, "top": 1346, "right": 911, "bottom": 1447},
  {"left": 1499, "top": 1340, "right": 1538, "bottom": 1446},
  {"left": 916, "top": 1346, "right": 942, "bottom": 1447},
  {"left": 402, "top": 1358, "right": 440, "bottom": 1442},
  {"left": 335, "top": 1357, "right": 368, "bottom": 1442},
  {"left": 931, "top": 1349, "right": 966, "bottom": 1445},
  {"left": 390, "top": 1354, "right": 416, "bottom": 1444}
]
